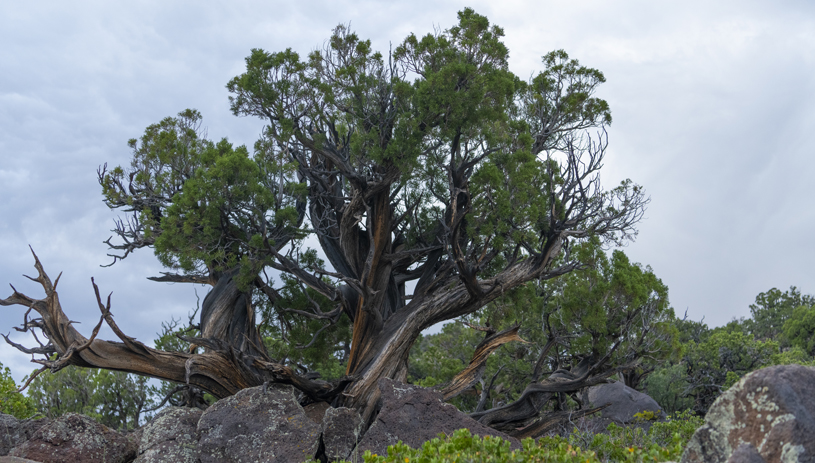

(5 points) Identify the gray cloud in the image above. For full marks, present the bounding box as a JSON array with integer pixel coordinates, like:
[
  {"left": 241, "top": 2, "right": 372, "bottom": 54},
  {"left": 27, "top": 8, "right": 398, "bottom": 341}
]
[{"left": 2, "top": 0, "right": 814, "bottom": 383}]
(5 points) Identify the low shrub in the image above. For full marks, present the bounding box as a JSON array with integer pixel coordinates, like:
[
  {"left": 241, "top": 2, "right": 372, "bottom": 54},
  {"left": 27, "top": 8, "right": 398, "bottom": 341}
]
[{"left": 322, "top": 410, "right": 703, "bottom": 463}]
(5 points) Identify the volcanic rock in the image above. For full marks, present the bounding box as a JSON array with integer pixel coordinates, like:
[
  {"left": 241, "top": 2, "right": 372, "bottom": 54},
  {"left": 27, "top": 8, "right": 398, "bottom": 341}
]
[
  {"left": 134, "top": 406, "right": 203, "bottom": 463},
  {"left": 10, "top": 413, "right": 136, "bottom": 463},
  {"left": 681, "top": 364, "right": 815, "bottom": 463},
  {"left": 356, "top": 378, "right": 520, "bottom": 456},
  {"left": 197, "top": 383, "right": 321, "bottom": 463}
]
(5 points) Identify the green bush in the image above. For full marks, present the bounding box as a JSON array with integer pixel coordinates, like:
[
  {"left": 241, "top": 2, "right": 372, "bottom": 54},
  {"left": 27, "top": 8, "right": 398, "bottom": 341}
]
[
  {"left": 550, "top": 410, "right": 703, "bottom": 462},
  {"left": 315, "top": 411, "right": 703, "bottom": 463},
  {"left": 358, "top": 429, "right": 600, "bottom": 463}
]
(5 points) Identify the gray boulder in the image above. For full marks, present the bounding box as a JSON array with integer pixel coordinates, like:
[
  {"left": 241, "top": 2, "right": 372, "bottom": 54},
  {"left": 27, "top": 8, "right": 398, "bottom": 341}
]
[
  {"left": 10, "top": 413, "right": 136, "bottom": 463},
  {"left": 682, "top": 364, "right": 815, "bottom": 463},
  {"left": 134, "top": 406, "right": 203, "bottom": 463},
  {"left": 197, "top": 383, "right": 321, "bottom": 463},
  {"left": 356, "top": 378, "right": 520, "bottom": 457},
  {"left": 322, "top": 407, "right": 363, "bottom": 462},
  {"left": 0, "top": 414, "right": 20, "bottom": 457},
  {"left": 587, "top": 380, "right": 665, "bottom": 425}
]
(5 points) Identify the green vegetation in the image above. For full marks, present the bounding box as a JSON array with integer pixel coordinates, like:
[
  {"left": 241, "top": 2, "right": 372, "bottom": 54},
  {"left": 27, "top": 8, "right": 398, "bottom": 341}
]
[
  {"left": 26, "top": 365, "right": 153, "bottom": 431},
  {"left": 315, "top": 412, "right": 702, "bottom": 463},
  {"left": 1, "top": 7, "right": 812, "bottom": 460},
  {"left": 0, "top": 361, "right": 36, "bottom": 419},
  {"left": 643, "top": 286, "right": 815, "bottom": 415},
  {"left": 410, "top": 238, "right": 678, "bottom": 414}
]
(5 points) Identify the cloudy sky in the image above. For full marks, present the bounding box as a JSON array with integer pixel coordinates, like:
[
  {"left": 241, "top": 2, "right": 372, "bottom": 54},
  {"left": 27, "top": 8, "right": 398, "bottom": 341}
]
[{"left": 2, "top": 1, "right": 814, "bottom": 383}]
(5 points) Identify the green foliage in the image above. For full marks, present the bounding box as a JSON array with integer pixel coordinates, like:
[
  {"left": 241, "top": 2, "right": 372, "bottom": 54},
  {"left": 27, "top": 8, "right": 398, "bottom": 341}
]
[
  {"left": 545, "top": 410, "right": 703, "bottom": 463},
  {"left": 0, "top": 362, "right": 36, "bottom": 419},
  {"left": 409, "top": 323, "right": 483, "bottom": 387},
  {"left": 359, "top": 429, "right": 601, "bottom": 463},
  {"left": 641, "top": 364, "right": 693, "bottom": 414},
  {"left": 27, "top": 365, "right": 154, "bottom": 431},
  {"left": 682, "top": 329, "right": 779, "bottom": 414},
  {"left": 782, "top": 304, "right": 815, "bottom": 356},
  {"left": 314, "top": 414, "right": 702, "bottom": 463},
  {"left": 409, "top": 239, "right": 677, "bottom": 411},
  {"left": 101, "top": 108, "right": 305, "bottom": 283},
  {"left": 747, "top": 286, "right": 815, "bottom": 342}
]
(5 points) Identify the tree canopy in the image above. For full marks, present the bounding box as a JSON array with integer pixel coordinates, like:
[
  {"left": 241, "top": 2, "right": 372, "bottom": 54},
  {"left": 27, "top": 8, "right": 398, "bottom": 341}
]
[{"left": 2, "top": 9, "right": 647, "bottom": 433}]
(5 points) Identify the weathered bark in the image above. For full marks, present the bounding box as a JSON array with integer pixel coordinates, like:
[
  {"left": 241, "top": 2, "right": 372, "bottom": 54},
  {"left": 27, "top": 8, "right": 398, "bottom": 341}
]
[
  {"left": 1, "top": 250, "right": 348, "bottom": 404},
  {"left": 509, "top": 404, "right": 609, "bottom": 439},
  {"left": 440, "top": 325, "right": 526, "bottom": 401},
  {"left": 197, "top": 268, "right": 267, "bottom": 360}
]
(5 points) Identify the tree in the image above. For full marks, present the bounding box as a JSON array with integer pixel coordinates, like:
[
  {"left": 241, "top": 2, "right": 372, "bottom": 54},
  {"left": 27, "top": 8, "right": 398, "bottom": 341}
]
[
  {"left": 2, "top": 9, "right": 646, "bottom": 430},
  {"left": 410, "top": 240, "right": 676, "bottom": 428},
  {"left": 747, "top": 286, "right": 815, "bottom": 342},
  {"left": 681, "top": 330, "right": 779, "bottom": 415},
  {"left": 782, "top": 304, "right": 815, "bottom": 357},
  {"left": 26, "top": 365, "right": 154, "bottom": 431},
  {"left": 0, "top": 362, "right": 36, "bottom": 419}
]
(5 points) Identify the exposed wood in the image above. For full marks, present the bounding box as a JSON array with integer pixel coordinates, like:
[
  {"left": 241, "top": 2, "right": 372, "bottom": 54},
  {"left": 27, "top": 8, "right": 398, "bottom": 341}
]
[
  {"left": 441, "top": 325, "right": 526, "bottom": 401},
  {"left": 1, "top": 250, "right": 350, "bottom": 404}
]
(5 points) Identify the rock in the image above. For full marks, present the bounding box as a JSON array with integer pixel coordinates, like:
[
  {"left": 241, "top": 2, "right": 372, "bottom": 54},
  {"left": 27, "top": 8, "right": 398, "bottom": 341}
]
[
  {"left": 587, "top": 380, "right": 665, "bottom": 424},
  {"left": 1, "top": 415, "right": 52, "bottom": 459},
  {"left": 0, "top": 414, "right": 20, "bottom": 456},
  {"left": 727, "top": 444, "right": 767, "bottom": 463},
  {"left": 356, "top": 378, "right": 520, "bottom": 457},
  {"left": 134, "top": 406, "right": 203, "bottom": 463},
  {"left": 0, "top": 456, "right": 44, "bottom": 463},
  {"left": 197, "top": 383, "right": 321, "bottom": 463},
  {"left": 322, "top": 407, "right": 363, "bottom": 462},
  {"left": 681, "top": 364, "right": 815, "bottom": 463},
  {"left": 10, "top": 413, "right": 136, "bottom": 463},
  {"left": 303, "top": 401, "right": 331, "bottom": 424}
]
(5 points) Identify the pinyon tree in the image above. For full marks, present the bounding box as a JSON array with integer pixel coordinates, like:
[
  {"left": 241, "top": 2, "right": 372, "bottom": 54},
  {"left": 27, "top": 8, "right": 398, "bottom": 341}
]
[{"left": 2, "top": 10, "right": 647, "bottom": 432}]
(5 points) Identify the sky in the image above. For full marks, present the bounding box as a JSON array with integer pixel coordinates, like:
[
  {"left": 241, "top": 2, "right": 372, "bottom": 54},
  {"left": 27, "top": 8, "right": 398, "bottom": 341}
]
[{"left": 2, "top": 1, "right": 814, "bottom": 384}]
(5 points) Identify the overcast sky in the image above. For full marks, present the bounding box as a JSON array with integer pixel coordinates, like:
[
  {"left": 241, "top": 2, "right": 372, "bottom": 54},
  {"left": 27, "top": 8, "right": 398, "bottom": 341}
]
[{"left": 2, "top": 1, "right": 814, "bottom": 384}]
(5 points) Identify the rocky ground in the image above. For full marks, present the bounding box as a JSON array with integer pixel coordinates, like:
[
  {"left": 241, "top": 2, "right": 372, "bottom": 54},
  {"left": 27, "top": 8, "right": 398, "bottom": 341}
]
[{"left": 2, "top": 364, "right": 813, "bottom": 463}]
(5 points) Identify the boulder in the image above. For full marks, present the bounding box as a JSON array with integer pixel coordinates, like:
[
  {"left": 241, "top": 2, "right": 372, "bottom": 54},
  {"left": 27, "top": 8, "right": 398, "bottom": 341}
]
[
  {"left": 681, "top": 364, "right": 815, "bottom": 463},
  {"left": 356, "top": 378, "right": 520, "bottom": 456},
  {"left": 322, "top": 407, "right": 363, "bottom": 462},
  {"left": 0, "top": 414, "right": 20, "bottom": 456},
  {"left": 197, "top": 383, "right": 321, "bottom": 463},
  {"left": 0, "top": 456, "right": 44, "bottom": 463},
  {"left": 303, "top": 401, "right": 331, "bottom": 424},
  {"left": 587, "top": 380, "right": 665, "bottom": 424},
  {"left": 134, "top": 406, "right": 203, "bottom": 463},
  {"left": 0, "top": 415, "right": 49, "bottom": 457},
  {"left": 10, "top": 413, "right": 136, "bottom": 463}
]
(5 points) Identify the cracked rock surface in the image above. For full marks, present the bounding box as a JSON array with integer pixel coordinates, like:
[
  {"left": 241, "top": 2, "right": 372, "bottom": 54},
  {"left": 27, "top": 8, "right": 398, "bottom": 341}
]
[
  {"left": 134, "top": 406, "right": 202, "bottom": 463},
  {"left": 197, "top": 383, "right": 320, "bottom": 463},
  {"left": 10, "top": 413, "right": 136, "bottom": 463}
]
